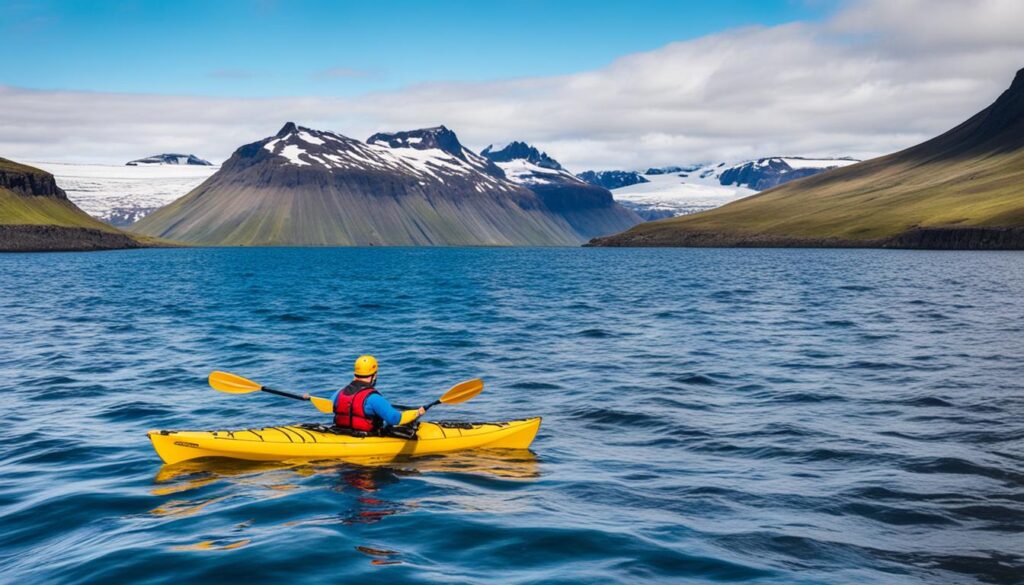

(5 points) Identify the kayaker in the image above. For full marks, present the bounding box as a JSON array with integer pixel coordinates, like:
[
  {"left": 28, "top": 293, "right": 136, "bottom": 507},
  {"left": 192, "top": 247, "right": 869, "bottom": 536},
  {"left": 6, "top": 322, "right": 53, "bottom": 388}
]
[{"left": 305, "top": 355, "right": 425, "bottom": 433}]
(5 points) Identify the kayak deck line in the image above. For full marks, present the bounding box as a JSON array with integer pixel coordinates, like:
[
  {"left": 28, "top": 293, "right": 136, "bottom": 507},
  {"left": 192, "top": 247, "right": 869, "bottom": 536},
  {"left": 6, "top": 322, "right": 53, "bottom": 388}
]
[{"left": 148, "top": 417, "right": 541, "bottom": 464}]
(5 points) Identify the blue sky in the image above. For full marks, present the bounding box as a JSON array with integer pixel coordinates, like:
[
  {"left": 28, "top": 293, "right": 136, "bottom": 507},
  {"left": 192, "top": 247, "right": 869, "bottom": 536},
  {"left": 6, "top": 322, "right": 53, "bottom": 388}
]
[
  {"left": 1, "top": 0, "right": 838, "bottom": 97},
  {"left": 2, "top": 0, "right": 1021, "bottom": 167}
]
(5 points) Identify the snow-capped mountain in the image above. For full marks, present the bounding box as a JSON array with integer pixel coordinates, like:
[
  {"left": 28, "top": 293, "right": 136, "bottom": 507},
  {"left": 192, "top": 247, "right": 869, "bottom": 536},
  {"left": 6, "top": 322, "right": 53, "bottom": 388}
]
[
  {"left": 644, "top": 165, "right": 695, "bottom": 175},
  {"left": 584, "top": 157, "right": 859, "bottom": 219},
  {"left": 481, "top": 141, "right": 640, "bottom": 238},
  {"left": 126, "top": 153, "right": 212, "bottom": 166},
  {"left": 719, "top": 157, "right": 859, "bottom": 190},
  {"left": 28, "top": 161, "right": 219, "bottom": 226},
  {"left": 365, "top": 125, "right": 511, "bottom": 184},
  {"left": 576, "top": 170, "right": 649, "bottom": 190},
  {"left": 480, "top": 142, "right": 569, "bottom": 182},
  {"left": 132, "top": 123, "right": 616, "bottom": 246}
]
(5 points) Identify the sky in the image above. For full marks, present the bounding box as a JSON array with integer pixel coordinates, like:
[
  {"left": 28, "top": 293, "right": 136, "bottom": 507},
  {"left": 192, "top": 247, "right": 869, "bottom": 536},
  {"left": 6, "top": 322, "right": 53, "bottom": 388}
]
[{"left": 2, "top": 0, "right": 1024, "bottom": 169}]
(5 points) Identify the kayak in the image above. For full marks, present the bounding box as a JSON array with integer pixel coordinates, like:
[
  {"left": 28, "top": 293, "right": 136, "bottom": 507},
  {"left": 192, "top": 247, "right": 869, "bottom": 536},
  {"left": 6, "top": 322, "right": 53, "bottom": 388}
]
[{"left": 148, "top": 417, "right": 541, "bottom": 465}]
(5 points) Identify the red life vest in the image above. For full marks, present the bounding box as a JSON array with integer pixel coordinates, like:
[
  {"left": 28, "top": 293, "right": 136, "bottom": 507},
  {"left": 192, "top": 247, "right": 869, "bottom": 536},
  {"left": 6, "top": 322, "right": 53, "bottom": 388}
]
[{"left": 333, "top": 381, "right": 380, "bottom": 432}]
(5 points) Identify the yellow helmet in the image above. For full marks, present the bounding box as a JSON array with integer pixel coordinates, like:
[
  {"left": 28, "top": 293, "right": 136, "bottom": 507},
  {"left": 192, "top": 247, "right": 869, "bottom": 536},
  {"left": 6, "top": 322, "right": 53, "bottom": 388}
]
[{"left": 354, "top": 354, "right": 378, "bottom": 377}]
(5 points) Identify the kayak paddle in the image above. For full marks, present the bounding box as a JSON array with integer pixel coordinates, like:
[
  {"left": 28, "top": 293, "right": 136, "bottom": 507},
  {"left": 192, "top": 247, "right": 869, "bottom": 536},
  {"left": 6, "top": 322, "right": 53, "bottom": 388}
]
[
  {"left": 424, "top": 378, "right": 484, "bottom": 411},
  {"left": 208, "top": 371, "right": 334, "bottom": 414}
]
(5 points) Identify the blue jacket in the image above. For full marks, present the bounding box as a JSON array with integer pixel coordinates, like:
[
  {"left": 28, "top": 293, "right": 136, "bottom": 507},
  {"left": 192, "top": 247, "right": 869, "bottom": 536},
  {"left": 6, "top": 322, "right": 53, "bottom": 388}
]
[{"left": 328, "top": 388, "right": 404, "bottom": 426}]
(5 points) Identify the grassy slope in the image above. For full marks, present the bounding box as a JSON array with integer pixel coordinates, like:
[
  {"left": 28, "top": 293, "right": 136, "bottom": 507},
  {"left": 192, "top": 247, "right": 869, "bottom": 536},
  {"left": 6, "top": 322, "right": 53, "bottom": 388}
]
[
  {"left": 0, "top": 158, "right": 166, "bottom": 249},
  {"left": 132, "top": 178, "right": 582, "bottom": 246},
  {"left": 0, "top": 158, "right": 117, "bottom": 230},
  {"left": 622, "top": 149, "right": 1024, "bottom": 242},
  {"left": 601, "top": 68, "right": 1024, "bottom": 245}
]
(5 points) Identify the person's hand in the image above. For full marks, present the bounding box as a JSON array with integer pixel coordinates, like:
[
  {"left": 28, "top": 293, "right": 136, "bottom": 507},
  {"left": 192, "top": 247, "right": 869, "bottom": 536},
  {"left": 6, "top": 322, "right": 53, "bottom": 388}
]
[
  {"left": 302, "top": 393, "right": 310, "bottom": 400},
  {"left": 417, "top": 406, "right": 426, "bottom": 416}
]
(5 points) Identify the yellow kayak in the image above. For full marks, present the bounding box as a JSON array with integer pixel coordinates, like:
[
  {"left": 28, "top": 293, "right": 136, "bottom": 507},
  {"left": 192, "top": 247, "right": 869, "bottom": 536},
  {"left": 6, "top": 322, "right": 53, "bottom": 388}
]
[{"left": 148, "top": 418, "right": 541, "bottom": 464}]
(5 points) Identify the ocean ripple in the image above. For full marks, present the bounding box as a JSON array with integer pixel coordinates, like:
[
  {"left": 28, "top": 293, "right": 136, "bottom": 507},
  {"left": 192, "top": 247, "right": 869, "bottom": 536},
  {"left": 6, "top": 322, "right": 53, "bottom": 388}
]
[{"left": 0, "top": 247, "right": 1022, "bottom": 584}]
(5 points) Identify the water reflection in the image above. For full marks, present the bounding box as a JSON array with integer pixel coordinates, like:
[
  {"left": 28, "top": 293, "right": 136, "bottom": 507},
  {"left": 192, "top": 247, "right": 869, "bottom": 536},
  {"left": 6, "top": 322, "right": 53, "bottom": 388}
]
[
  {"left": 355, "top": 545, "right": 403, "bottom": 565},
  {"left": 152, "top": 449, "right": 541, "bottom": 491},
  {"left": 152, "top": 450, "right": 540, "bottom": 551},
  {"left": 335, "top": 466, "right": 411, "bottom": 525}
]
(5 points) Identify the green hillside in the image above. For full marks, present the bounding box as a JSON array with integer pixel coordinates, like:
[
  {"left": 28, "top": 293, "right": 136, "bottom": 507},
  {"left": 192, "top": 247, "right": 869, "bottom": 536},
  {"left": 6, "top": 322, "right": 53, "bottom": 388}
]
[
  {"left": 0, "top": 157, "right": 148, "bottom": 251},
  {"left": 132, "top": 180, "right": 581, "bottom": 246},
  {"left": 591, "top": 68, "right": 1024, "bottom": 249}
]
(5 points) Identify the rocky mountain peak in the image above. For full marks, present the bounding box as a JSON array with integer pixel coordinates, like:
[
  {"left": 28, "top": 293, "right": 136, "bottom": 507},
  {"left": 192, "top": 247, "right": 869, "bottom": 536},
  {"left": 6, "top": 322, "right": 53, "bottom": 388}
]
[
  {"left": 1009, "top": 66, "right": 1024, "bottom": 94},
  {"left": 366, "top": 125, "right": 466, "bottom": 158},
  {"left": 972, "top": 66, "right": 1024, "bottom": 146},
  {"left": 481, "top": 141, "right": 563, "bottom": 171},
  {"left": 222, "top": 122, "right": 510, "bottom": 185},
  {"left": 276, "top": 122, "right": 299, "bottom": 138}
]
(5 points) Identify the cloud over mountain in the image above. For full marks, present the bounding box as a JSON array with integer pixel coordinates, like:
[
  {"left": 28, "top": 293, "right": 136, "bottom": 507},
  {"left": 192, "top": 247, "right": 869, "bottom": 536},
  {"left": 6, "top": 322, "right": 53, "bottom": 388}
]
[{"left": 2, "top": 0, "right": 1022, "bottom": 170}]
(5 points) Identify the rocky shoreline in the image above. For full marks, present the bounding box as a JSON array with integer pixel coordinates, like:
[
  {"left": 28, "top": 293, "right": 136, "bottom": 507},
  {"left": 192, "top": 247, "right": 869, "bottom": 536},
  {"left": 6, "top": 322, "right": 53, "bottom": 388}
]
[
  {"left": 0, "top": 225, "right": 148, "bottom": 252},
  {"left": 587, "top": 226, "right": 1024, "bottom": 250}
]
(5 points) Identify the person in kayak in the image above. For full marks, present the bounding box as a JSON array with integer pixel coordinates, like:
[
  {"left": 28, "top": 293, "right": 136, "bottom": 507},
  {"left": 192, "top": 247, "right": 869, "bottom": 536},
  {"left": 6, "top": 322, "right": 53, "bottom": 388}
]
[{"left": 306, "top": 355, "right": 425, "bottom": 433}]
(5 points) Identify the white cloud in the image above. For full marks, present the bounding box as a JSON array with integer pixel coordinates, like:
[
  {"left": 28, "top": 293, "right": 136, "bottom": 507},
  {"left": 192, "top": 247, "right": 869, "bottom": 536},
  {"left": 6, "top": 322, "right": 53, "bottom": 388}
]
[
  {"left": 2, "top": 0, "right": 1022, "bottom": 170},
  {"left": 832, "top": 0, "right": 1024, "bottom": 50}
]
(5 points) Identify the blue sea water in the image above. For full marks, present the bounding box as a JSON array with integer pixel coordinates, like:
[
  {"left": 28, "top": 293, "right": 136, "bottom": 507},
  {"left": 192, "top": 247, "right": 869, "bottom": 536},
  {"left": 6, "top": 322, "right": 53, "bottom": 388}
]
[{"left": 0, "top": 247, "right": 1022, "bottom": 584}]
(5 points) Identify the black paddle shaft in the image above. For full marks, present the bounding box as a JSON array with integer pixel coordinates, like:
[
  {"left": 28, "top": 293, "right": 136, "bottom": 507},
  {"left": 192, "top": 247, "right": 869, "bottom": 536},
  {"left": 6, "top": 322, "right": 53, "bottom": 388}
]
[
  {"left": 424, "top": 399, "right": 442, "bottom": 411},
  {"left": 261, "top": 386, "right": 308, "bottom": 402}
]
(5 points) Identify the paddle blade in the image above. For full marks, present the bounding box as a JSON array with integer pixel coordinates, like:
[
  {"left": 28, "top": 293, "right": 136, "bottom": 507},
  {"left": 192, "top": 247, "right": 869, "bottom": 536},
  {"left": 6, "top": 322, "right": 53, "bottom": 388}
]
[
  {"left": 309, "top": 395, "right": 334, "bottom": 414},
  {"left": 209, "top": 371, "right": 262, "bottom": 394},
  {"left": 440, "top": 378, "right": 484, "bottom": 405}
]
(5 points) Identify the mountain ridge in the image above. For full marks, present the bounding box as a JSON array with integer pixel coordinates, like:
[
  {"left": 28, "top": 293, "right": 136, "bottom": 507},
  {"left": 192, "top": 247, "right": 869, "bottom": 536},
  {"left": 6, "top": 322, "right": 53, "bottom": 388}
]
[{"left": 131, "top": 123, "right": 600, "bottom": 246}]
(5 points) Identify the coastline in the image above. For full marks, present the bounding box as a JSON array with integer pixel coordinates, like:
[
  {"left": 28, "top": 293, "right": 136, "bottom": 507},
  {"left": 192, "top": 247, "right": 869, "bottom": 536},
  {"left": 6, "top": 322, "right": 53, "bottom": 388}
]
[{"left": 587, "top": 226, "right": 1024, "bottom": 250}]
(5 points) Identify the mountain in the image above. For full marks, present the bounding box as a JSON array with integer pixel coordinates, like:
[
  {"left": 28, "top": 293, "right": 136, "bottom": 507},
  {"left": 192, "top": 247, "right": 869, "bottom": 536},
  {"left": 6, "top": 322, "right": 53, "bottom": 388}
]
[
  {"left": 480, "top": 142, "right": 641, "bottom": 238},
  {"left": 580, "top": 158, "right": 854, "bottom": 220},
  {"left": 719, "top": 157, "right": 859, "bottom": 190},
  {"left": 576, "top": 170, "right": 648, "bottom": 190},
  {"left": 127, "top": 154, "right": 212, "bottom": 166},
  {"left": 0, "top": 157, "right": 145, "bottom": 251},
  {"left": 590, "top": 68, "right": 1024, "bottom": 249},
  {"left": 130, "top": 123, "right": 588, "bottom": 246},
  {"left": 480, "top": 141, "right": 562, "bottom": 171},
  {"left": 644, "top": 166, "right": 689, "bottom": 175},
  {"left": 31, "top": 161, "right": 218, "bottom": 226}
]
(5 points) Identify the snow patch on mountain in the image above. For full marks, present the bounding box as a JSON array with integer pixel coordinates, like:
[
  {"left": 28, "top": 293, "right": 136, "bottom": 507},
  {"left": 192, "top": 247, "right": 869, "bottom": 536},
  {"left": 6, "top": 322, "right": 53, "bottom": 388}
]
[
  {"left": 256, "top": 124, "right": 516, "bottom": 193},
  {"left": 480, "top": 141, "right": 587, "bottom": 187},
  {"left": 490, "top": 157, "right": 579, "bottom": 186},
  {"left": 776, "top": 157, "right": 858, "bottom": 170},
  {"left": 612, "top": 169, "right": 755, "bottom": 220},
  {"left": 600, "top": 157, "right": 859, "bottom": 219}
]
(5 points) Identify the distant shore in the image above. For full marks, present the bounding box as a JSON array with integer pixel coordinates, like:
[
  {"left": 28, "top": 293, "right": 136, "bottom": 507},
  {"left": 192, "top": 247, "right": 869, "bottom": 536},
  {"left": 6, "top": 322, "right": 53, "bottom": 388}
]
[{"left": 587, "top": 226, "right": 1024, "bottom": 250}]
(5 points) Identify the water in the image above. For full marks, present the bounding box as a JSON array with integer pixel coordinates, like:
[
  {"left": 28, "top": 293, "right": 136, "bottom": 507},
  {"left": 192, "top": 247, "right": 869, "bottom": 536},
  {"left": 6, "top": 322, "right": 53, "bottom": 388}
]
[{"left": 1, "top": 247, "right": 1022, "bottom": 584}]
